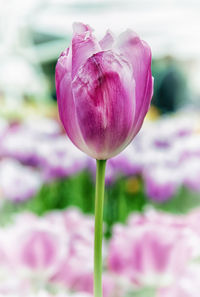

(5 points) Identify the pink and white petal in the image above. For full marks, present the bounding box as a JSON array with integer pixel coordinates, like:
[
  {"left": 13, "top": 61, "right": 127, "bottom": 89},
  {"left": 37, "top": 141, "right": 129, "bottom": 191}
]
[
  {"left": 55, "top": 47, "right": 72, "bottom": 82},
  {"left": 99, "top": 30, "right": 115, "bottom": 50},
  {"left": 132, "top": 70, "right": 153, "bottom": 137},
  {"left": 117, "top": 30, "right": 152, "bottom": 123},
  {"left": 73, "top": 22, "right": 93, "bottom": 35},
  {"left": 72, "top": 50, "right": 135, "bottom": 159},
  {"left": 71, "top": 22, "right": 101, "bottom": 79},
  {"left": 56, "top": 60, "right": 90, "bottom": 155}
]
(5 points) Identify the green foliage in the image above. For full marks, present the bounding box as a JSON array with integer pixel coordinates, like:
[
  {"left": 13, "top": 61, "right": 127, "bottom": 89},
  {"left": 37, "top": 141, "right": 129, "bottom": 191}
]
[{"left": 1, "top": 171, "right": 200, "bottom": 232}]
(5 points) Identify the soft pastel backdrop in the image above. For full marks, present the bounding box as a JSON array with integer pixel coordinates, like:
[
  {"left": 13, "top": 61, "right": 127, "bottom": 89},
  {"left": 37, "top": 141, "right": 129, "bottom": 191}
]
[{"left": 0, "top": 0, "right": 200, "bottom": 296}]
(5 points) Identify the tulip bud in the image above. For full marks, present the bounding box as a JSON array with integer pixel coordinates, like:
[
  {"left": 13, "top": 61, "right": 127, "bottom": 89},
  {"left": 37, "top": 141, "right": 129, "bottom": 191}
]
[{"left": 56, "top": 23, "right": 153, "bottom": 160}]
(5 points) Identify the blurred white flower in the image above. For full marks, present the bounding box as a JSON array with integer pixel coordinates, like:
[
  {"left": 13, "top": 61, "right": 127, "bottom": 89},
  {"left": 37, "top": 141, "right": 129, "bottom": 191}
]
[{"left": 0, "top": 159, "right": 42, "bottom": 202}]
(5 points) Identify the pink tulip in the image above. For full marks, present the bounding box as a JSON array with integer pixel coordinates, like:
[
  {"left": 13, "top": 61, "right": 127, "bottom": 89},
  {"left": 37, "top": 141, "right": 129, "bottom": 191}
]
[
  {"left": 157, "top": 265, "right": 200, "bottom": 297},
  {"left": 8, "top": 217, "right": 69, "bottom": 279},
  {"left": 0, "top": 293, "right": 92, "bottom": 297},
  {"left": 56, "top": 23, "right": 153, "bottom": 160},
  {"left": 143, "top": 164, "right": 181, "bottom": 202},
  {"left": 186, "top": 208, "right": 200, "bottom": 236},
  {"left": 108, "top": 212, "right": 200, "bottom": 287}
]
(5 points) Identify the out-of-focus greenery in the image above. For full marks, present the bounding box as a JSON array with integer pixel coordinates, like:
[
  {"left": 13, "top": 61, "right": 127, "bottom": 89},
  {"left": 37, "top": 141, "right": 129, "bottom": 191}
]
[{"left": 1, "top": 170, "right": 200, "bottom": 236}]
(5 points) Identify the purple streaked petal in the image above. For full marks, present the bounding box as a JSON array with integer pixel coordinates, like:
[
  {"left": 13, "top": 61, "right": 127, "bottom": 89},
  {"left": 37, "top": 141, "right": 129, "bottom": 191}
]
[{"left": 72, "top": 50, "right": 135, "bottom": 159}]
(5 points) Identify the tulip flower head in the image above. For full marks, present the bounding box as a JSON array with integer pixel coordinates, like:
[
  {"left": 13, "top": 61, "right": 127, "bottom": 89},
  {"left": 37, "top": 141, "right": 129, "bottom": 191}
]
[{"left": 56, "top": 23, "right": 153, "bottom": 160}]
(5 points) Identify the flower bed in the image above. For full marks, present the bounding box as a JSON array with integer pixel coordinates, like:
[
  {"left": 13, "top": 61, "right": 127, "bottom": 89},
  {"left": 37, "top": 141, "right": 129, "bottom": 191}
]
[{"left": 0, "top": 207, "right": 199, "bottom": 296}]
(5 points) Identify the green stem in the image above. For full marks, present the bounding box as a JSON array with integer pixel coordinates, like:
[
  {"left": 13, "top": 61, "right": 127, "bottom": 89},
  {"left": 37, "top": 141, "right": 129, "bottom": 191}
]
[{"left": 94, "top": 159, "right": 106, "bottom": 297}]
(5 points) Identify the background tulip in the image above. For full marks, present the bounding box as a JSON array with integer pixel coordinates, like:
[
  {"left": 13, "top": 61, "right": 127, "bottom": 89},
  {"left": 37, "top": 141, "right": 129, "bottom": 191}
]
[
  {"left": 56, "top": 22, "right": 153, "bottom": 160},
  {"left": 8, "top": 217, "right": 69, "bottom": 280},
  {"left": 108, "top": 212, "right": 200, "bottom": 287}
]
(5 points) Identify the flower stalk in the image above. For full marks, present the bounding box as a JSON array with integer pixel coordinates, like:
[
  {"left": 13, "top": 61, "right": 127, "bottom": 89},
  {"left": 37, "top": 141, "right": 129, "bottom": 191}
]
[{"left": 94, "top": 159, "right": 107, "bottom": 297}]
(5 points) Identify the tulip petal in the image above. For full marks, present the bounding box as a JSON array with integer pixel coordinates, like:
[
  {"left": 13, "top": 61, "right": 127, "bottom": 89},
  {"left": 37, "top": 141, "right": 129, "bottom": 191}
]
[
  {"left": 55, "top": 47, "right": 71, "bottom": 83},
  {"left": 71, "top": 22, "right": 101, "bottom": 79},
  {"left": 117, "top": 30, "right": 153, "bottom": 135},
  {"left": 72, "top": 50, "right": 135, "bottom": 159},
  {"left": 56, "top": 51, "right": 90, "bottom": 155},
  {"left": 99, "top": 30, "right": 115, "bottom": 50},
  {"left": 133, "top": 70, "right": 153, "bottom": 136}
]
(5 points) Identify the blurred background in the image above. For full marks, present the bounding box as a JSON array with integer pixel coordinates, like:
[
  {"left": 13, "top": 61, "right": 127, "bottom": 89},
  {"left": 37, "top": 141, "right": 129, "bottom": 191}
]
[{"left": 0, "top": 0, "right": 200, "bottom": 297}]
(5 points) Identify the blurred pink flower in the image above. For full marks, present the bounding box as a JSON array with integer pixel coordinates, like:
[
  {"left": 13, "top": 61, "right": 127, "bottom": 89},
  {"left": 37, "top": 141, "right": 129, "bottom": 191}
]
[
  {"left": 143, "top": 164, "right": 181, "bottom": 202},
  {"left": 0, "top": 292, "right": 92, "bottom": 297},
  {"left": 1, "top": 124, "right": 40, "bottom": 166},
  {"left": 37, "top": 137, "right": 87, "bottom": 181},
  {"left": 180, "top": 156, "right": 200, "bottom": 192},
  {"left": 7, "top": 215, "right": 69, "bottom": 279},
  {"left": 46, "top": 208, "right": 94, "bottom": 243},
  {"left": 186, "top": 208, "right": 200, "bottom": 236},
  {"left": 56, "top": 22, "right": 153, "bottom": 160},
  {"left": 50, "top": 209, "right": 94, "bottom": 293},
  {"left": 0, "top": 159, "right": 42, "bottom": 202},
  {"left": 47, "top": 209, "right": 117, "bottom": 296},
  {"left": 157, "top": 265, "right": 200, "bottom": 297},
  {"left": 127, "top": 209, "right": 186, "bottom": 229},
  {"left": 108, "top": 211, "right": 200, "bottom": 288}
]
